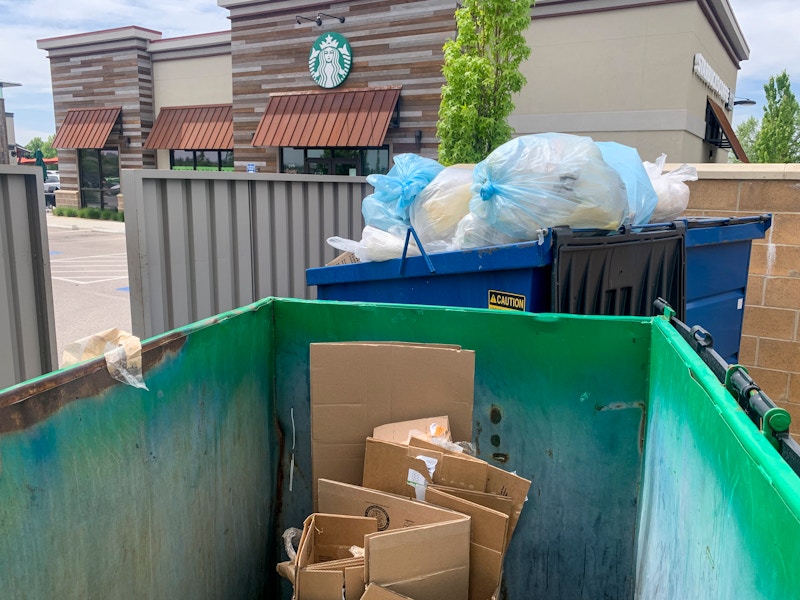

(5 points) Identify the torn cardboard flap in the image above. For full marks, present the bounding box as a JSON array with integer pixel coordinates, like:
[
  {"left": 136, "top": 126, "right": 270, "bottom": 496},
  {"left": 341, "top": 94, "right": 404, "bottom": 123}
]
[
  {"left": 62, "top": 327, "right": 148, "bottom": 390},
  {"left": 294, "top": 513, "right": 378, "bottom": 600},
  {"left": 310, "top": 342, "right": 475, "bottom": 505},
  {"left": 408, "top": 437, "right": 531, "bottom": 542},
  {"left": 373, "top": 416, "right": 450, "bottom": 445},
  {"left": 317, "top": 479, "right": 471, "bottom": 600}
]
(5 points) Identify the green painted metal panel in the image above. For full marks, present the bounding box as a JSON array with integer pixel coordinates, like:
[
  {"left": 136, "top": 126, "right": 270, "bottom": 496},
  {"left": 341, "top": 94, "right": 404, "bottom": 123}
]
[
  {"left": 0, "top": 298, "right": 798, "bottom": 599},
  {"left": 636, "top": 319, "right": 800, "bottom": 598}
]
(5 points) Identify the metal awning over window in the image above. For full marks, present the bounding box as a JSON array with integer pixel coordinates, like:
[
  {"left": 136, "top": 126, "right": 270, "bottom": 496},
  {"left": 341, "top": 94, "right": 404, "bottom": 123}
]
[
  {"left": 252, "top": 86, "right": 401, "bottom": 148},
  {"left": 145, "top": 104, "right": 233, "bottom": 150},
  {"left": 52, "top": 107, "right": 122, "bottom": 149},
  {"left": 706, "top": 99, "right": 749, "bottom": 162}
]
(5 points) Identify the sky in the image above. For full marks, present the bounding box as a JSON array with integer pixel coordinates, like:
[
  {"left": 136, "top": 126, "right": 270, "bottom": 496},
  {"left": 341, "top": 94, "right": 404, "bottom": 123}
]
[{"left": 0, "top": 0, "right": 795, "bottom": 146}]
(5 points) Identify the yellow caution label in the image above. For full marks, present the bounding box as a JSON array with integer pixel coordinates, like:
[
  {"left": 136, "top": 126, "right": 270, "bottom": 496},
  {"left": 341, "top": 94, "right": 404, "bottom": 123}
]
[{"left": 488, "top": 290, "right": 526, "bottom": 311}]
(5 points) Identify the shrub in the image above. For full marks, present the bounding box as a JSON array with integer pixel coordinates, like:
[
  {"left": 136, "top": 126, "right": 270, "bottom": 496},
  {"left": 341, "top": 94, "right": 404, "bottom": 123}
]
[
  {"left": 78, "top": 207, "right": 102, "bottom": 219},
  {"left": 64, "top": 207, "right": 79, "bottom": 217},
  {"left": 53, "top": 207, "right": 66, "bottom": 216}
]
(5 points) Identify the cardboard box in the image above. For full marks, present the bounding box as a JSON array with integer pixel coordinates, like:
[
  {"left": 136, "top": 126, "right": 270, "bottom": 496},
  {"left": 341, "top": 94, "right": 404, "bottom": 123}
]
[
  {"left": 317, "top": 479, "right": 471, "bottom": 600},
  {"left": 362, "top": 437, "right": 531, "bottom": 600},
  {"left": 310, "top": 342, "right": 475, "bottom": 504},
  {"left": 293, "top": 513, "right": 378, "bottom": 600},
  {"left": 372, "top": 416, "right": 450, "bottom": 445}
]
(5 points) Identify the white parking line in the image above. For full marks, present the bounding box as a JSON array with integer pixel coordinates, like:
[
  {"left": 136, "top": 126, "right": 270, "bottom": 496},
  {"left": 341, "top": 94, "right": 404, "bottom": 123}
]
[{"left": 51, "top": 252, "right": 129, "bottom": 285}]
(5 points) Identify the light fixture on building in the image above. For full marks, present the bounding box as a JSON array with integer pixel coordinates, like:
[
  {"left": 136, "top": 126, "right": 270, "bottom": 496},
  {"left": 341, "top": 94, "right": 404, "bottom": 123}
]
[
  {"left": 725, "top": 97, "right": 756, "bottom": 110},
  {"left": 296, "top": 15, "right": 322, "bottom": 26},
  {"left": 317, "top": 12, "right": 345, "bottom": 24}
]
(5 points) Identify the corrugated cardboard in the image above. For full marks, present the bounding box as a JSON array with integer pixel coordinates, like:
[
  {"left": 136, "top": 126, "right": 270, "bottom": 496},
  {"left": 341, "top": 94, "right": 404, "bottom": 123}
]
[
  {"left": 294, "top": 513, "right": 377, "bottom": 600},
  {"left": 408, "top": 437, "right": 530, "bottom": 541},
  {"left": 425, "top": 487, "right": 509, "bottom": 600},
  {"left": 310, "top": 342, "right": 475, "bottom": 504},
  {"left": 326, "top": 251, "right": 360, "bottom": 266},
  {"left": 360, "top": 582, "right": 413, "bottom": 599},
  {"left": 362, "top": 437, "right": 489, "bottom": 500},
  {"left": 361, "top": 438, "right": 515, "bottom": 600},
  {"left": 372, "top": 416, "right": 450, "bottom": 445},
  {"left": 317, "top": 479, "right": 471, "bottom": 600}
]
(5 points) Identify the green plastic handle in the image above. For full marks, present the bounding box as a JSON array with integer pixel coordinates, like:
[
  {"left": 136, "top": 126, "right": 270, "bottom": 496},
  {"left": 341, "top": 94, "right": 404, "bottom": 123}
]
[{"left": 763, "top": 407, "right": 791, "bottom": 450}]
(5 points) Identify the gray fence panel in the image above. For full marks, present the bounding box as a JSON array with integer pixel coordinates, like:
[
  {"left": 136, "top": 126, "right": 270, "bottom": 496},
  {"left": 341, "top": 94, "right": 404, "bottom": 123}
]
[
  {"left": 123, "top": 170, "right": 369, "bottom": 339},
  {"left": 0, "top": 167, "right": 57, "bottom": 388}
]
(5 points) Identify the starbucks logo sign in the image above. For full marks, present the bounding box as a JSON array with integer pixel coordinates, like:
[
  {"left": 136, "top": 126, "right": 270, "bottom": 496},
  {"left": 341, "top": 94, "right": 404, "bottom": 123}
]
[{"left": 308, "top": 32, "right": 352, "bottom": 89}]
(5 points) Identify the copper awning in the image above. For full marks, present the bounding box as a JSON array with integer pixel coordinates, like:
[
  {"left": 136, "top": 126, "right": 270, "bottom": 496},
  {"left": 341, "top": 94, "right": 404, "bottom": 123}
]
[
  {"left": 145, "top": 104, "right": 233, "bottom": 150},
  {"left": 52, "top": 107, "right": 122, "bottom": 149},
  {"left": 706, "top": 99, "right": 749, "bottom": 163},
  {"left": 252, "top": 86, "right": 401, "bottom": 148}
]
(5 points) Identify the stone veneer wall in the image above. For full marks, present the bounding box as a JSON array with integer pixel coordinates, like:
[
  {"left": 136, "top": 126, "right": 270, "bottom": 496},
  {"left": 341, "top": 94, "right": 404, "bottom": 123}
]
[
  {"left": 224, "top": 0, "right": 455, "bottom": 172},
  {"left": 39, "top": 28, "right": 160, "bottom": 195},
  {"left": 683, "top": 164, "right": 800, "bottom": 418}
]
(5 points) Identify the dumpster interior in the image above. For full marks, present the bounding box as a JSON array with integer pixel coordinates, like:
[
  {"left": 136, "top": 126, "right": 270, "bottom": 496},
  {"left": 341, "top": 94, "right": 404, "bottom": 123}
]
[{"left": 0, "top": 298, "right": 798, "bottom": 599}]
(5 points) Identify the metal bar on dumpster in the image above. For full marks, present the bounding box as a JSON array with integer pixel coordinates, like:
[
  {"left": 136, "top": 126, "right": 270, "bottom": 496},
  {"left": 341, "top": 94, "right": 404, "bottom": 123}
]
[
  {"left": 654, "top": 297, "right": 800, "bottom": 478},
  {"left": 400, "top": 226, "right": 435, "bottom": 276}
]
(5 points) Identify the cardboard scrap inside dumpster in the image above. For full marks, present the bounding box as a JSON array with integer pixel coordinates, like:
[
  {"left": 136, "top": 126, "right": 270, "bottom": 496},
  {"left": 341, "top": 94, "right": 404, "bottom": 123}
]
[
  {"left": 361, "top": 435, "right": 530, "bottom": 600},
  {"left": 292, "top": 513, "right": 378, "bottom": 600},
  {"left": 309, "top": 342, "right": 475, "bottom": 504},
  {"left": 318, "top": 478, "right": 471, "bottom": 600},
  {"left": 295, "top": 341, "right": 529, "bottom": 600}
]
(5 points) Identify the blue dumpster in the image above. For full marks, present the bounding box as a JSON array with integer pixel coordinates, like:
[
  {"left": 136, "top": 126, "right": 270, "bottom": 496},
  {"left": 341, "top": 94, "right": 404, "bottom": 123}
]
[
  {"left": 307, "top": 215, "right": 770, "bottom": 364},
  {"left": 684, "top": 215, "right": 771, "bottom": 363}
]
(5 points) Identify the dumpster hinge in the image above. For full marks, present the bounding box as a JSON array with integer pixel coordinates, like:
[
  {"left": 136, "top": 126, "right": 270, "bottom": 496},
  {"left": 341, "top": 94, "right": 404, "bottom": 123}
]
[{"left": 725, "top": 364, "right": 792, "bottom": 450}]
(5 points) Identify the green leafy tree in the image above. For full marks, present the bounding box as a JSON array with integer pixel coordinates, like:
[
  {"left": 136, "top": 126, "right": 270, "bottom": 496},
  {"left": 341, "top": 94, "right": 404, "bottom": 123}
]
[
  {"left": 752, "top": 71, "right": 800, "bottom": 163},
  {"left": 25, "top": 134, "right": 57, "bottom": 159},
  {"left": 731, "top": 116, "right": 758, "bottom": 163},
  {"left": 436, "top": 0, "right": 532, "bottom": 165}
]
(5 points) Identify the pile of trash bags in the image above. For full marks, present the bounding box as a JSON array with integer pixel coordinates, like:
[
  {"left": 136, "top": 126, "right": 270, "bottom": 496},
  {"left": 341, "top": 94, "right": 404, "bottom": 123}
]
[{"left": 328, "top": 133, "right": 697, "bottom": 262}]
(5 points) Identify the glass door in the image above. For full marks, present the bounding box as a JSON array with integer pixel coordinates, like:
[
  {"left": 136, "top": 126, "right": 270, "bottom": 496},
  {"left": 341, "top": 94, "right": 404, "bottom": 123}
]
[{"left": 78, "top": 148, "right": 120, "bottom": 210}]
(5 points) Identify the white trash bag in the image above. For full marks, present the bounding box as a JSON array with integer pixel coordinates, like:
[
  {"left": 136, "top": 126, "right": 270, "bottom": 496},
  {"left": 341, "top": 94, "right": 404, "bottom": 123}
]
[{"left": 644, "top": 154, "right": 698, "bottom": 223}]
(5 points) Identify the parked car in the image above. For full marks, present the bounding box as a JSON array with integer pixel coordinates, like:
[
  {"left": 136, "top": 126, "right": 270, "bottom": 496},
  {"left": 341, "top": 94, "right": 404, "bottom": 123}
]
[{"left": 43, "top": 172, "right": 59, "bottom": 208}]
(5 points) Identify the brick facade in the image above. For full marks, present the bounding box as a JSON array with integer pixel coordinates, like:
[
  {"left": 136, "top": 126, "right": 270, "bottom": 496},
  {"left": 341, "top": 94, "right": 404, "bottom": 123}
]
[{"left": 684, "top": 165, "right": 800, "bottom": 418}]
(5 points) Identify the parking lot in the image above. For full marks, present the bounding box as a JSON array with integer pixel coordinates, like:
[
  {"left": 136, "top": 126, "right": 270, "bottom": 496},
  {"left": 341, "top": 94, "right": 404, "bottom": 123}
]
[{"left": 46, "top": 214, "right": 131, "bottom": 366}]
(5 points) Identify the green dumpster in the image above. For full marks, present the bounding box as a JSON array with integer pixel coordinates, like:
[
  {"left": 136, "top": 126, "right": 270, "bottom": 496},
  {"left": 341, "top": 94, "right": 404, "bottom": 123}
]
[{"left": 0, "top": 298, "right": 798, "bottom": 599}]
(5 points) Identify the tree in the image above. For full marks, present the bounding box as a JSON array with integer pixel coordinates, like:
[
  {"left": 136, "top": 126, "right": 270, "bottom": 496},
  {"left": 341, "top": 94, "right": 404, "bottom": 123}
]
[
  {"left": 436, "top": 0, "right": 532, "bottom": 165},
  {"left": 731, "top": 116, "right": 758, "bottom": 163},
  {"left": 752, "top": 71, "right": 800, "bottom": 163},
  {"left": 25, "top": 134, "right": 57, "bottom": 159}
]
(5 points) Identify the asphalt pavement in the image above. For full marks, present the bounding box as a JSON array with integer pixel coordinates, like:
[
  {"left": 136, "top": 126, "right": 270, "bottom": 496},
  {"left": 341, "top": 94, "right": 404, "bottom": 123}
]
[{"left": 46, "top": 213, "right": 132, "bottom": 367}]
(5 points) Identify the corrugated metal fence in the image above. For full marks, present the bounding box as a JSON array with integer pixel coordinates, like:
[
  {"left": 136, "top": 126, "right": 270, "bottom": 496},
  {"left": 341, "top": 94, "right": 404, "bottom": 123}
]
[
  {"left": 122, "top": 170, "right": 368, "bottom": 338},
  {"left": 0, "top": 166, "right": 57, "bottom": 388}
]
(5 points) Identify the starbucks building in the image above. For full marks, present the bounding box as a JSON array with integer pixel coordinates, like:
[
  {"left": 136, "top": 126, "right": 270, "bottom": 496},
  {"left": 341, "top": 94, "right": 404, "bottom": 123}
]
[{"left": 37, "top": 0, "right": 749, "bottom": 209}]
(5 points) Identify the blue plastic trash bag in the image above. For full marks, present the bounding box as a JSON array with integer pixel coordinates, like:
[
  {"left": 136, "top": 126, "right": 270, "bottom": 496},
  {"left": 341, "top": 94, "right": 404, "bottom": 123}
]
[
  {"left": 596, "top": 141, "right": 658, "bottom": 225},
  {"left": 362, "top": 154, "right": 444, "bottom": 235},
  {"left": 469, "top": 133, "right": 629, "bottom": 240}
]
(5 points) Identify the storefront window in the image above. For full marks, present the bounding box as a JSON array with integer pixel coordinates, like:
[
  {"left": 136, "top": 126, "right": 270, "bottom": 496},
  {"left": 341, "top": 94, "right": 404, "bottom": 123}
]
[
  {"left": 170, "top": 150, "right": 234, "bottom": 172},
  {"left": 281, "top": 147, "right": 390, "bottom": 176},
  {"left": 78, "top": 148, "right": 120, "bottom": 210}
]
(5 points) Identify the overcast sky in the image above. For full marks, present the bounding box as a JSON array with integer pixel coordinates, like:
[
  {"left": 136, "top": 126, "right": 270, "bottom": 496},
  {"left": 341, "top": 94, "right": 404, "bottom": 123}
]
[{"left": 1, "top": 0, "right": 794, "bottom": 146}]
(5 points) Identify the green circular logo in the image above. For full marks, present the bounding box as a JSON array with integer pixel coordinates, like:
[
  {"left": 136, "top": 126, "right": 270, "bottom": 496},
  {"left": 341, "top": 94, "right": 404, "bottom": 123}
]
[{"left": 308, "top": 32, "right": 352, "bottom": 89}]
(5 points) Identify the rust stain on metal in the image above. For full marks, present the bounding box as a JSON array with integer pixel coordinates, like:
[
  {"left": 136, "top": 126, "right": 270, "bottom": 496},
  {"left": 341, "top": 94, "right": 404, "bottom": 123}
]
[{"left": 0, "top": 332, "right": 187, "bottom": 433}]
